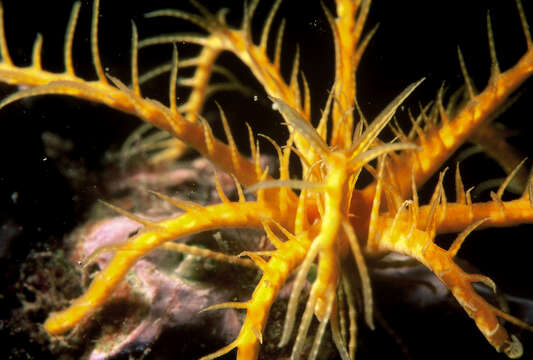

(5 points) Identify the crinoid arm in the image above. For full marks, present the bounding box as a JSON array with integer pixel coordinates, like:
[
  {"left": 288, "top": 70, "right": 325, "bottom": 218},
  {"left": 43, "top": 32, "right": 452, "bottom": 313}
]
[
  {"left": 367, "top": 166, "right": 533, "bottom": 358},
  {"left": 199, "top": 220, "right": 312, "bottom": 360},
  {"left": 370, "top": 213, "right": 533, "bottom": 358},
  {"left": 44, "top": 199, "right": 287, "bottom": 335},
  {"left": 141, "top": 0, "right": 376, "bottom": 169},
  {"left": 357, "top": 0, "right": 533, "bottom": 203},
  {"left": 0, "top": 0, "right": 272, "bottom": 189},
  {"left": 402, "top": 158, "right": 533, "bottom": 234}
]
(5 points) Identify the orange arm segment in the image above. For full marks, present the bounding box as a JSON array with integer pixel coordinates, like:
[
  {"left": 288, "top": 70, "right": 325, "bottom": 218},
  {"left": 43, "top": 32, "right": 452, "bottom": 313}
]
[
  {"left": 44, "top": 201, "right": 281, "bottom": 335},
  {"left": 361, "top": 47, "right": 533, "bottom": 201},
  {"left": 368, "top": 217, "right": 530, "bottom": 358}
]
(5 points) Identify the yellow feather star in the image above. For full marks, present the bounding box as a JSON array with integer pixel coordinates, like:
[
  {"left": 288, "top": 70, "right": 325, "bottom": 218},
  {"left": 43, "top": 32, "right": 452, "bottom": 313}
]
[{"left": 3, "top": 1, "right": 533, "bottom": 359}]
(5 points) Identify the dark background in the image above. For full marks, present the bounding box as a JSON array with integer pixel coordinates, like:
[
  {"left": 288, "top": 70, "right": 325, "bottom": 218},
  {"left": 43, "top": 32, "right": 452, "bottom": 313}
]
[{"left": 1, "top": 1, "right": 532, "bottom": 359}]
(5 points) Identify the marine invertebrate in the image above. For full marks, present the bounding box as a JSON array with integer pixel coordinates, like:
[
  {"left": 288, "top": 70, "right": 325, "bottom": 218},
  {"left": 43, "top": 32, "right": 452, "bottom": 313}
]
[{"left": 2, "top": 0, "right": 533, "bottom": 359}]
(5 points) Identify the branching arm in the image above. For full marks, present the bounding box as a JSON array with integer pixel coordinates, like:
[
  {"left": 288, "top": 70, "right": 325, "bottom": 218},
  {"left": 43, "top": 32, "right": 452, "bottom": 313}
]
[{"left": 44, "top": 201, "right": 284, "bottom": 335}]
